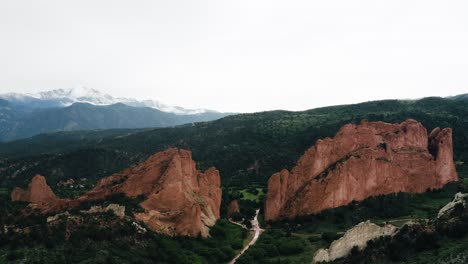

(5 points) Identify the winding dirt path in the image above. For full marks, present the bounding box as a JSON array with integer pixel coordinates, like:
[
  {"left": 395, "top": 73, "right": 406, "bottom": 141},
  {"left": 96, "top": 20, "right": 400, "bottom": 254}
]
[{"left": 228, "top": 209, "right": 263, "bottom": 264}]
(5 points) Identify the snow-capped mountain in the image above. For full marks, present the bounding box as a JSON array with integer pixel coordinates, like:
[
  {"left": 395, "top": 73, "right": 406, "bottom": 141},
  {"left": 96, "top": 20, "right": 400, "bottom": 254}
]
[
  {"left": 0, "top": 87, "right": 216, "bottom": 115},
  {"left": 0, "top": 87, "right": 232, "bottom": 141},
  {"left": 36, "top": 87, "right": 116, "bottom": 106}
]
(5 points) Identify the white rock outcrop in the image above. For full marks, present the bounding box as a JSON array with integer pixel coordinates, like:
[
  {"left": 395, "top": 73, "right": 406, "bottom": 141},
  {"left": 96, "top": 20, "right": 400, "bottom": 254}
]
[
  {"left": 80, "top": 204, "right": 126, "bottom": 218},
  {"left": 437, "top": 192, "right": 468, "bottom": 219},
  {"left": 47, "top": 212, "right": 71, "bottom": 223},
  {"left": 313, "top": 221, "right": 397, "bottom": 263}
]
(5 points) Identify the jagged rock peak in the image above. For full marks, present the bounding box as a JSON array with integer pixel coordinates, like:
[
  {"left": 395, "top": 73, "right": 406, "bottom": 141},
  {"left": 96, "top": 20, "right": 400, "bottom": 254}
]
[
  {"left": 265, "top": 119, "right": 458, "bottom": 221},
  {"left": 82, "top": 148, "right": 222, "bottom": 237},
  {"left": 11, "top": 175, "right": 62, "bottom": 207}
]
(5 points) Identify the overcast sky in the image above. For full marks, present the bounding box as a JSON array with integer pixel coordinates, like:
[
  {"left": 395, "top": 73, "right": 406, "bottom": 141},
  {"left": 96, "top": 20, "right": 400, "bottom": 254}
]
[{"left": 1, "top": 0, "right": 467, "bottom": 112}]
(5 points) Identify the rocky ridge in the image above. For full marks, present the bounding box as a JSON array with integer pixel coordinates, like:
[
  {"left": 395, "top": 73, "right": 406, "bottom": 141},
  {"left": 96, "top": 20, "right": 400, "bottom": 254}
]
[
  {"left": 265, "top": 119, "right": 458, "bottom": 221},
  {"left": 11, "top": 148, "right": 222, "bottom": 237}
]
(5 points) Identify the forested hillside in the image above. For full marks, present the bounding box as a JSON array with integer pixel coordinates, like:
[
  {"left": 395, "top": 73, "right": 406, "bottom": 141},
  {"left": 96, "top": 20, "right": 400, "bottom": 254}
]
[{"left": 1, "top": 97, "right": 467, "bottom": 190}]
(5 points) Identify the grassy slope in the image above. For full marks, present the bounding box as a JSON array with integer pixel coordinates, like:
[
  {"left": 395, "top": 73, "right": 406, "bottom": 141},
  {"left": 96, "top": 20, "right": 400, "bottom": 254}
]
[{"left": 239, "top": 188, "right": 265, "bottom": 202}]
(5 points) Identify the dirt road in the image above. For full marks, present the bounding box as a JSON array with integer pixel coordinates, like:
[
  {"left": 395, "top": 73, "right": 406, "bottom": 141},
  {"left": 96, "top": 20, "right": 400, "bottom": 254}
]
[{"left": 228, "top": 209, "right": 263, "bottom": 264}]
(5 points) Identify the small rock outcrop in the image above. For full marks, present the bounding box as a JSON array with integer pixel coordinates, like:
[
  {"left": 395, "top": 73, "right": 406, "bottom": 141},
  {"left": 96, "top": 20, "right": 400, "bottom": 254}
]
[
  {"left": 227, "top": 200, "right": 240, "bottom": 218},
  {"left": 265, "top": 119, "right": 458, "bottom": 221},
  {"left": 437, "top": 192, "right": 468, "bottom": 219},
  {"left": 81, "top": 204, "right": 126, "bottom": 218},
  {"left": 11, "top": 175, "right": 64, "bottom": 208},
  {"left": 313, "top": 221, "right": 397, "bottom": 263}
]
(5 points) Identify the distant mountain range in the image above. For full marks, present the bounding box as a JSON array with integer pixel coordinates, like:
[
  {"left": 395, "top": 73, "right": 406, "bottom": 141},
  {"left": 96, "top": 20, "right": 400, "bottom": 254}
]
[
  {"left": 0, "top": 87, "right": 232, "bottom": 142},
  {"left": 0, "top": 87, "right": 216, "bottom": 115}
]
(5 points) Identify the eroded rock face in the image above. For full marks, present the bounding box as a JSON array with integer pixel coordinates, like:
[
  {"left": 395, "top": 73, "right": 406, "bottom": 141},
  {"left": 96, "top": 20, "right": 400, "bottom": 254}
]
[
  {"left": 265, "top": 119, "right": 458, "bottom": 221},
  {"left": 227, "top": 200, "right": 240, "bottom": 218},
  {"left": 11, "top": 175, "right": 63, "bottom": 208},
  {"left": 11, "top": 149, "right": 222, "bottom": 238},
  {"left": 82, "top": 148, "right": 221, "bottom": 237},
  {"left": 313, "top": 221, "right": 397, "bottom": 263}
]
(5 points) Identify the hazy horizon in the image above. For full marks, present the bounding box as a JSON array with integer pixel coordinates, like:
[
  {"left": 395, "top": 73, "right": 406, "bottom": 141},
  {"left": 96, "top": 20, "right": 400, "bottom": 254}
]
[
  {"left": 1, "top": 0, "right": 467, "bottom": 112},
  {"left": 0, "top": 86, "right": 465, "bottom": 114}
]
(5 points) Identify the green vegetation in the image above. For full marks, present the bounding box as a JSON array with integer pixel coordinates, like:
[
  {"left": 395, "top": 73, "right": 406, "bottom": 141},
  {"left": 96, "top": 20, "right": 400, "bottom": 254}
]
[
  {"left": 271, "top": 182, "right": 465, "bottom": 235},
  {"left": 0, "top": 148, "right": 145, "bottom": 191},
  {"left": 1, "top": 96, "right": 468, "bottom": 263},
  {"left": 0, "top": 205, "right": 248, "bottom": 264},
  {"left": 237, "top": 229, "right": 312, "bottom": 264},
  {"left": 0, "top": 198, "right": 29, "bottom": 223},
  {"left": 400, "top": 235, "right": 468, "bottom": 264},
  {"left": 236, "top": 182, "right": 468, "bottom": 263},
  {"left": 332, "top": 204, "right": 468, "bottom": 264},
  {"left": 240, "top": 188, "right": 265, "bottom": 202},
  {"left": 1, "top": 96, "right": 468, "bottom": 191},
  {"left": 0, "top": 102, "right": 229, "bottom": 142}
]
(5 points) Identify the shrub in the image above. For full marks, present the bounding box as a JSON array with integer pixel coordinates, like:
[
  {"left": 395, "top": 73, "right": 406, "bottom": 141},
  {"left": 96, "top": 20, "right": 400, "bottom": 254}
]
[
  {"left": 322, "top": 231, "right": 341, "bottom": 243},
  {"left": 278, "top": 239, "right": 306, "bottom": 255},
  {"left": 231, "top": 239, "right": 243, "bottom": 250}
]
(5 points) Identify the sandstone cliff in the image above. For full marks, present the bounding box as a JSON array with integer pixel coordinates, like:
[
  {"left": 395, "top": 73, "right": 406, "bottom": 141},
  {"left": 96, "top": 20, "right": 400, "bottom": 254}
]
[
  {"left": 11, "top": 175, "right": 64, "bottom": 208},
  {"left": 265, "top": 119, "right": 458, "bottom": 221},
  {"left": 12, "top": 148, "right": 222, "bottom": 237},
  {"left": 313, "top": 221, "right": 397, "bottom": 263},
  {"left": 81, "top": 148, "right": 221, "bottom": 237}
]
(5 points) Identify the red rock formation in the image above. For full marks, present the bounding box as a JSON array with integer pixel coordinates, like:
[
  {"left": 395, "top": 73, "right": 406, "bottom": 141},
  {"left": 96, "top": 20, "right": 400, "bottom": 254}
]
[
  {"left": 12, "top": 148, "right": 222, "bottom": 237},
  {"left": 265, "top": 119, "right": 458, "bottom": 221},
  {"left": 79, "top": 148, "right": 221, "bottom": 237},
  {"left": 11, "top": 175, "right": 63, "bottom": 208},
  {"left": 227, "top": 200, "right": 240, "bottom": 218}
]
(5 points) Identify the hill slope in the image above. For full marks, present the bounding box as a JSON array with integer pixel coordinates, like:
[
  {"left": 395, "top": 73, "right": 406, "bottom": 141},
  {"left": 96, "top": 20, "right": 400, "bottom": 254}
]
[
  {"left": 1, "top": 97, "right": 467, "bottom": 189},
  {"left": 0, "top": 102, "right": 229, "bottom": 141}
]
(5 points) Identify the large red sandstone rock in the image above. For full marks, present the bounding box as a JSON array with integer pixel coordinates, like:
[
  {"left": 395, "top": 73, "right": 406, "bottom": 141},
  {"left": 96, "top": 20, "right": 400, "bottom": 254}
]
[
  {"left": 11, "top": 175, "right": 63, "bottom": 208},
  {"left": 12, "top": 148, "right": 222, "bottom": 237},
  {"left": 79, "top": 148, "right": 221, "bottom": 237},
  {"left": 265, "top": 119, "right": 458, "bottom": 221}
]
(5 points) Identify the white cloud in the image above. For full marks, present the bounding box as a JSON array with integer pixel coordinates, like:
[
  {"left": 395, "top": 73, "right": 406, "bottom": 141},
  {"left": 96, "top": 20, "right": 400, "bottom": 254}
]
[{"left": 0, "top": 0, "right": 467, "bottom": 112}]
